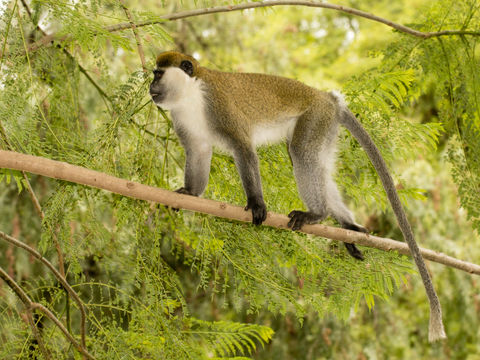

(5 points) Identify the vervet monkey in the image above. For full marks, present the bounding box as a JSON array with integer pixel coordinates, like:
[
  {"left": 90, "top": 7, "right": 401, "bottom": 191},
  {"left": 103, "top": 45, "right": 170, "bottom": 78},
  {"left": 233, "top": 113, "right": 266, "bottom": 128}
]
[{"left": 149, "top": 51, "right": 445, "bottom": 341}]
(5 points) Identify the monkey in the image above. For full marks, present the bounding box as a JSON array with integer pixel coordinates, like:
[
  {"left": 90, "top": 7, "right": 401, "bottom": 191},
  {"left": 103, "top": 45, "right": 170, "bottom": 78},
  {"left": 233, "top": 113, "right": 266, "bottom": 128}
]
[{"left": 149, "top": 51, "right": 445, "bottom": 341}]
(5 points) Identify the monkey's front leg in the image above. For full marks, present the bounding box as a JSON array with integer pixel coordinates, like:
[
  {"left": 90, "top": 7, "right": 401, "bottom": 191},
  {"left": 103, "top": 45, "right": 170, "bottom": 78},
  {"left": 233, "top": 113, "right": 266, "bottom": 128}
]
[
  {"left": 233, "top": 146, "right": 267, "bottom": 225},
  {"left": 177, "top": 141, "right": 213, "bottom": 197}
]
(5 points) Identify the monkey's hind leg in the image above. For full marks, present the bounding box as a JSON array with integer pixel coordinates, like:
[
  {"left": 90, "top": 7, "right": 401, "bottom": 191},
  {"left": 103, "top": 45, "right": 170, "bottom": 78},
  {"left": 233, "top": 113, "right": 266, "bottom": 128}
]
[
  {"left": 324, "top": 146, "right": 366, "bottom": 260},
  {"left": 287, "top": 111, "right": 365, "bottom": 260},
  {"left": 286, "top": 112, "right": 329, "bottom": 232}
]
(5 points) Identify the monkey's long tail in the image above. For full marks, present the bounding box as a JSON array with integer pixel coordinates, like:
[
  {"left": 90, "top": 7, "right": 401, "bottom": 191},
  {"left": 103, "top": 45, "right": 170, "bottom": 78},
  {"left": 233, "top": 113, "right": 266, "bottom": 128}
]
[{"left": 333, "top": 92, "right": 446, "bottom": 342}]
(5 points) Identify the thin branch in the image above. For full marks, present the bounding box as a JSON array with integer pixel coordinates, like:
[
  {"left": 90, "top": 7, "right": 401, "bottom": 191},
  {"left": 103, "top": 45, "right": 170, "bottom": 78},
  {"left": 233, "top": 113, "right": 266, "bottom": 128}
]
[
  {"left": 1, "top": 150, "right": 479, "bottom": 276},
  {"left": 0, "top": 230, "right": 87, "bottom": 350},
  {"left": 119, "top": 0, "right": 147, "bottom": 72},
  {"left": 21, "top": 1, "right": 480, "bottom": 56},
  {"left": 19, "top": 0, "right": 112, "bottom": 104},
  {"left": 30, "top": 303, "right": 95, "bottom": 360},
  {"left": 106, "top": 0, "right": 480, "bottom": 39},
  {"left": 25, "top": 310, "right": 51, "bottom": 359}
]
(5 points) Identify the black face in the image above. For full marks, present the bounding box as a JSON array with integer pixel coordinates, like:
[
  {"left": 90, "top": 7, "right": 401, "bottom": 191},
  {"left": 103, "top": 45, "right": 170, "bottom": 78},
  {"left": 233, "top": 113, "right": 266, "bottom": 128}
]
[{"left": 149, "top": 68, "right": 165, "bottom": 103}]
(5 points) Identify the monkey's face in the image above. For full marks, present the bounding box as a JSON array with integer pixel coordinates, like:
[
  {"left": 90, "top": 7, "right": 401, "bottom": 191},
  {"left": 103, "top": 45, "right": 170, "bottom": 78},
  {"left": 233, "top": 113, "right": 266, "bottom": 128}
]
[{"left": 150, "top": 54, "right": 197, "bottom": 111}]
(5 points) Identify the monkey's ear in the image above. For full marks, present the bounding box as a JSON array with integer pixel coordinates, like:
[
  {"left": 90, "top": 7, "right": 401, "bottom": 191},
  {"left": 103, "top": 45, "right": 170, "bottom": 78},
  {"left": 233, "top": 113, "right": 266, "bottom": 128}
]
[{"left": 180, "top": 60, "right": 194, "bottom": 76}]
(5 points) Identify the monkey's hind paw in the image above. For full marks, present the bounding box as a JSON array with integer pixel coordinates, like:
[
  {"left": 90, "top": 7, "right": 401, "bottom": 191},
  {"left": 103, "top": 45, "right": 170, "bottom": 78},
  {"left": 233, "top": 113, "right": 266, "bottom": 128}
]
[
  {"left": 342, "top": 223, "right": 367, "bottom": 260},
  {"left": 344, "top": 243, "right": 364, "bottom": 261},
  {"left": 343, "top": 223, "right": 368, "bottom": 234},
  {"left": 287, "top": 210, "right": 324, "bottom": 231}
]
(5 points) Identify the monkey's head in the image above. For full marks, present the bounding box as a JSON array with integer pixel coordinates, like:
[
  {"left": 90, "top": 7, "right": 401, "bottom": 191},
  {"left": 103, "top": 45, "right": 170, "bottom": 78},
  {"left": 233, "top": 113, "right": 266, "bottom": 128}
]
[{"left": 150, "top": 51, "right": 201, "bottom": 110}]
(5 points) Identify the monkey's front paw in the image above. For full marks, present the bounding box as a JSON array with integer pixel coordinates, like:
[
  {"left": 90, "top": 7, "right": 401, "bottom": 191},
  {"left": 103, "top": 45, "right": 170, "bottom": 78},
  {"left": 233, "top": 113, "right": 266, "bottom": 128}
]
[
  {"left": 287, "top": 210, "right": 323, "bottom": 231},
  {"left": 245, "top": 198, "right": 267, "bottom": 225}
]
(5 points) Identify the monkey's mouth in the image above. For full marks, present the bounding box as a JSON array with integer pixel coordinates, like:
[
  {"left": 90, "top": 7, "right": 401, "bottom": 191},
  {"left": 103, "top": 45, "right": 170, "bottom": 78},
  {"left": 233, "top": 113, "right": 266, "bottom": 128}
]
[{"left": 150, "top": 92, "right": 164, "bottom": 103}]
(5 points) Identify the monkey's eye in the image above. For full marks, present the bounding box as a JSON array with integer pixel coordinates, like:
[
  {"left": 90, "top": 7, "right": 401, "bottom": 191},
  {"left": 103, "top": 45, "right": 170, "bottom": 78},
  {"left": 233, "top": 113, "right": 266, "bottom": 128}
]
[
  {"left": 179, "top": 60, "right": 194, "bottom": 76},
  {"left": 153, "top": 69, "right": 164, "bottom": 79}
]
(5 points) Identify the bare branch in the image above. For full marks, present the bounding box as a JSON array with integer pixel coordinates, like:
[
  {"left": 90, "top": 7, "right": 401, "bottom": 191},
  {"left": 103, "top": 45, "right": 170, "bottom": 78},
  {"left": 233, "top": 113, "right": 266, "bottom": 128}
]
[
  {"left": 1, "top": 150, "right": 479, "bottom": 275},
  {"left": 20, "top": 1, "right": 480, "bottom": 56},
  {"left": 104, "top": 0, "right": 480, "bottom": 39}
]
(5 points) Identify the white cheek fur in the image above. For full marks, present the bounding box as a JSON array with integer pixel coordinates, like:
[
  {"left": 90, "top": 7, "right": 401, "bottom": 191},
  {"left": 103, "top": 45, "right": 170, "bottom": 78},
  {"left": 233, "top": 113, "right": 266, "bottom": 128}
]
[{"left": 155, "top": 67, "right": 192, "bottom": 110}]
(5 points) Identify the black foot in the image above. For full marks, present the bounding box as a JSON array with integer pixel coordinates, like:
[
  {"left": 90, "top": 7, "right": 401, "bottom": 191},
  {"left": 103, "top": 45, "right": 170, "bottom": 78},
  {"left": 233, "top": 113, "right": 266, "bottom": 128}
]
[
  {"left": 342, "top": 223, "right": 368, "bottom": 260},
  {"left": 287, "top": 210, "right": 324, "bottom": 231},
  {"left": 344, "top": 243, "right": 364, "bottom": 260},
  {"left": 245, "top": 198, "right": 267, "bottom": 225}
]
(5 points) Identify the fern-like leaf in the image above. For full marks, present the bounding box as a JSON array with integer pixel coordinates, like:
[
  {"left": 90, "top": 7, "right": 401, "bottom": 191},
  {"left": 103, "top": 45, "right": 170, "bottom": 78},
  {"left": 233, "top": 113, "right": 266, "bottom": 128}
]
[{"left": 186, "top": 319, "right": 274, "bottom": 358}]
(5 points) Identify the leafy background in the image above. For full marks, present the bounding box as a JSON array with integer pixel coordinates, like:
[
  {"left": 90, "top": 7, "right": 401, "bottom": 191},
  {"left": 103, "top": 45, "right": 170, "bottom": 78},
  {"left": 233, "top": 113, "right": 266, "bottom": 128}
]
[{"left": 0, "top": 0, "right": 479, "bottom": 359}]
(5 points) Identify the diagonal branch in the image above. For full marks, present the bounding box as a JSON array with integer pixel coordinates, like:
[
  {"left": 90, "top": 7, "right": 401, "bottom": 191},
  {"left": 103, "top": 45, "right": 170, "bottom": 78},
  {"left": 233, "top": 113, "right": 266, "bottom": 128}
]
[
  {"left": 0, "top": 230, "right": 87, "bottom": 351},
  {"left": 19, "top": 0, "right": 111, "bottom": 104},
  {"left": 0, "top": 266, "right": 51, "bottom": 359},
  {"left": 1, "top": 150, "right": 479, "bottom": 276},
  {"left": 0, "top": 266, "right": 95, "bottom": 359}
]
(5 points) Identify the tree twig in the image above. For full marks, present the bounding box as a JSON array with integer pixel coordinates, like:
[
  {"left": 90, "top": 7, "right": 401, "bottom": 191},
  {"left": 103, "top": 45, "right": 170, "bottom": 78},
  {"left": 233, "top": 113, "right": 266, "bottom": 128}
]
[
  {"left": 1, "top": 150, "right": 479, "bottom": 276},
  {"left": 19, "top": 0, "right": 112, "bottom": 105},
  {"left": 119, "top": 0, "right": 147, "bottom": 72}
]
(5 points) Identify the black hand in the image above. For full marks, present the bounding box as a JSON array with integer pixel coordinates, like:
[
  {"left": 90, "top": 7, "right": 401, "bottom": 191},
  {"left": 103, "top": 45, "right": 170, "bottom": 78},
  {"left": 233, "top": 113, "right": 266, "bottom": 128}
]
[{"left": 245, "top": 198, "right": 267, "bottom": 225}]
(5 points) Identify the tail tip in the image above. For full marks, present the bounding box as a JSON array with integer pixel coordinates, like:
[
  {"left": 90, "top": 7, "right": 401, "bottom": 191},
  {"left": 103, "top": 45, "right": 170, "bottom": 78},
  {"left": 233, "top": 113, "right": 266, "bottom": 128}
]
[{"left": 428, "top": 309, "right": 447, "bottom": 342}]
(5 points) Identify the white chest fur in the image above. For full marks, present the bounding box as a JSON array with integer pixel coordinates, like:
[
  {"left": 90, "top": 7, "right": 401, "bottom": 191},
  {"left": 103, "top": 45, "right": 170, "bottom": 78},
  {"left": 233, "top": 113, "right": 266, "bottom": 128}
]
[
  {"left": 170, "top": 86, "right": 210, "bottom": 141},
  {"left": 157, "top": 68, "right": 212, "bottom": 143}
]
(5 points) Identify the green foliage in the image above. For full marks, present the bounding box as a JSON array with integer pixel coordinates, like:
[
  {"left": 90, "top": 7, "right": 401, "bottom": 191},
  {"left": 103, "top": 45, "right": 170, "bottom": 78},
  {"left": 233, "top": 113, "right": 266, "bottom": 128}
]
[
  {"left": 340, "top": 69, "right": 443, "bottom": 211},
  {"left": 1, "top": 0, "right": 480, "bottom": 359},
  {"left": 186, "top": 319, "right": 274, "bottom": 357}
]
